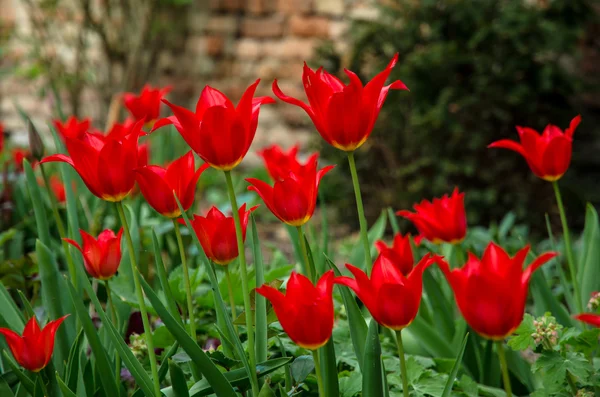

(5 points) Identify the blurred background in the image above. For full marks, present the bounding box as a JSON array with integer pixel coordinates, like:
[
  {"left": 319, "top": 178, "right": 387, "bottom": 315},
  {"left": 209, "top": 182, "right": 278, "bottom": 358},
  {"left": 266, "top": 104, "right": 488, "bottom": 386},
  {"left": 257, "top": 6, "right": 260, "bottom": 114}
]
[{"left": 1, "top": 0, "right": 599, "bottom": 236}]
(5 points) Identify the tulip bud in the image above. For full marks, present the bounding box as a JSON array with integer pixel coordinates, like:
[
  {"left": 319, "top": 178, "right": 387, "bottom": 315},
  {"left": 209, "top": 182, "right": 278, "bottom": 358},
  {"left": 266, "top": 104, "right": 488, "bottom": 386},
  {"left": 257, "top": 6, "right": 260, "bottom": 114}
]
[{"left": 27, "top": 119, "right": 45, "bottom": 161}]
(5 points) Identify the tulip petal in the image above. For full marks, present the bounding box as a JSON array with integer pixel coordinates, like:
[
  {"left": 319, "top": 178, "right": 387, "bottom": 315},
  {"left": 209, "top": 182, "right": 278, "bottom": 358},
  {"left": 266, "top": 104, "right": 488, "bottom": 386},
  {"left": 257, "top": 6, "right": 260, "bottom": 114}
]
[
  {"left": 39, "top": 315, "right": 69, "bottom": 369},
  {"left": 162, "top": 100, "right": 202, "bottom": 152},
  {"left": 522, "top": 251, "right": 557, "bottom": 285},
  {"left": 63, "top": 238, "right": 83, "bottom": 254},
  {"left": 196, "top": 85, "right": 235, "bottom": 118},
  {"left": 574, "top": 313, "right": 600, "bottom": 327},
  {"left": 487, "top": 139, "right": 527, "bottom": 157},
  {"left": 565, "top": 115, "right": 581, "bottom": 138},
  {"left": 136, "top": 166, "right": 176, "bottom": 216}
]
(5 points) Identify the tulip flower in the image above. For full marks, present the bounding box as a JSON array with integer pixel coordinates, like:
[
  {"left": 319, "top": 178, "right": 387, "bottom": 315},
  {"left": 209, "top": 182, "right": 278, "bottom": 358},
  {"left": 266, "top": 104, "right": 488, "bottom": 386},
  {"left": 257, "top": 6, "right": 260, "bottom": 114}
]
[
  {"left": 335, "top": 253, "right": 435, "bottom": 330},
  {"left": 64, "top": 229, "right": 123, "bottom": 280},
  {"left": 124, "top": 85, "right": 171, "bottom": 124},
  {"left": 273, "top": 54, "right": 408, "bottom": 152},
  {"left": 488, "top": 115, "right": 581, "bottom": 182},
  {"left": 0, "top": 122, "right": 4, "bottom": 153},
  {"left": 438, "top": 242, "right": 556, "bottom": 340},
  {"left": 182, "top": 204, "right": 256, "bottom": 265},
  {"left": 257, "top": 271, "right": 335, "bottom": 349},
  {"left": 258, "top": 144, "right": 316, "bottom": 181},
  {"left": 53, "top": 116, "right": 92, "bottom": 141},
  {"left": 397, "top": 188, "right": 466, "bottom": 244},
  {"left": 12, "top": 148, "right": 36, "bottom": 172},
  {"left": 375, "top": 233, "right": 414, "bottom": 277},
  {"left": 0, "top": 315, "right": 68, "bottom": 372},
  {"left": 41, "top": 121, "right": 144, "bottom": 202},
  {"left": 136, "top": 151, "right": 209, "bottom": 218},
  {"left": 246, "top": 156, "right": 334, "bottom": 226},
  {"left": 153, "top": 80, "right": 275, "bottom": 171},
  {"left": 574, "top": 314, "right": 600, "bottom": 327},
  {"left": 48, "top": 175, "right": 67, "bottom": 204}
]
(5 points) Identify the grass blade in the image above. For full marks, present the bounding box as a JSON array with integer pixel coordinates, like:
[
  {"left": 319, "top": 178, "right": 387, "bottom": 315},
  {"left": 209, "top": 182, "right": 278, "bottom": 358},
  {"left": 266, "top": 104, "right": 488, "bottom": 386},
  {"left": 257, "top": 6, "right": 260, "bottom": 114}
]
[
  {"left": 152, "top": 230, "right": 181, "bottom": 321},
  {"left": 250, "top": 215, "right": 268, "bottom": 365},
  {"left": 441, "top": 332, "right": 469, "bottom": 397},
  {"left": 362, "top": 321, "right": 384, "bottom": 397},
  {"left": 24, "top": 160, "right": 51, "bottom": 246}
]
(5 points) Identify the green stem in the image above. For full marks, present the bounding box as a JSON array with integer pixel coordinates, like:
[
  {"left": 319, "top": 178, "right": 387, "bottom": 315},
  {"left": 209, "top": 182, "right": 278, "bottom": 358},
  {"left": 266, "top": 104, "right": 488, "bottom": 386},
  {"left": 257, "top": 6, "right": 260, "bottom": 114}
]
[
  {"left": 496, "top": 341, "right": 512, "bottom": 397},
  {"left": 347, "top": 152, "right": 372, "bottom": 272},
  {"left": 566, "top": 372, "right": 579, "bottom": 395},
  {"left": 41, "top": 166, "right": 77, "bottom": 289},
  {"left": 105, "top": 280, "right": 121, "bottom": 385},
  {"left": 552, "top": 181, "right": 584, "bottom": 314},
  {"left": 115, "top": 202, "right": 161, "bottom": 397},
  {"left": 224, "top": 266, "right": 238, "bottom": 334},
  {"left": 296, "top": 226, "right": 314, "bottom": 282},
  {"left": 395, "top": 330, "right": 410, "bottom": 397},
  {"left": 223, "top": 170, "right": 259, "bottom": 396},
  {"left": 37, "top": 372, "right": 49, "bottom": 397},
  {"left": 312, "top": 349, "right": 325, "bottom": 397}
]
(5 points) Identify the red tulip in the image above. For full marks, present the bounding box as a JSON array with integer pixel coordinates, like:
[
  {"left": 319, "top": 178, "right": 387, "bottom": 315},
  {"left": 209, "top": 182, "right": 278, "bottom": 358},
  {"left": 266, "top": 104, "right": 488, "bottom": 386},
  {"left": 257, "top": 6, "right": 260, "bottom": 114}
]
[
  {"left": 0, "top": 122, "right": 5, "bottom": 153},
  {"left": 258, "top": 144, "right": 316, "bottom": 181},
  {"left": 574, "top": 314, "right": 600, "bottom": 327},
  {"left": 438, "top": 242, "right": 556, "bottom": 340},
  {"left": 272, "top": 54, "right": 408, "bottom": 152},
  {"left": 53, "top": 116, "right": 92, "bottom": 141},
  {"left": 124, "top": 85, "right": 171, "bottom": 124},
  {"left": 397, "top": 188, "right": 466, "bottom": 244},
  {"left": 335, "top": 253, "right": 435, "bottom": 330},
  {"left": 64, "top": 229, "right": 123, "bottom": 280},
  {"left": 135, "top": 151, "right": 209, "bottom": 218},
  {"left": 40, "top": 121, "right": 144, "bottom": 202},
  {"left": 246, "top": 156, "right": 333, "bottom": 226},
  {"left": 48, "top": 175, "right": 67, "bottom": 204},
  {"left": 153, "top": 80, "right": 275, "bottom": 171},
  {"left": 0, "top": 315, "right": 68, "bottom": 372},
  {"left": 375, "top": 233, "right": 414, "bottom": 276},
  {"left": 488, "top": 115, "right": 581, "bottom": 182},
  {"left": 181, "top": 204, "right": 257, "bottom": 265},
  {"left": 257, "top": 271, "right": 335, "bottom": 350},
  {"left": 12, "top": 148, "right": 37, "bottom": 172}
]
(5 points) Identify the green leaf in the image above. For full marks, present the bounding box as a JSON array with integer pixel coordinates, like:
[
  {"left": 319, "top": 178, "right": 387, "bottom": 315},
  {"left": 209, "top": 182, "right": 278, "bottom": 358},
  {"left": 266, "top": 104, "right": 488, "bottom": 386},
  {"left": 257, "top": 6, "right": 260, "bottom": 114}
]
[
  {"left": 407, "top": 315, "right": 456, "bottom": 358},
  {"left": 578, "top": 204, "right": 600, "bottom": 306},
  {"left": 362, "top": 321, "right": 384, "bottom": 397},
  {"left": 139, "top": 276, "right": 237, "bottom": 397},
  {"left": 326, "top": 257, "right": 368, "bottom": 371},
  {"left": 387, "top": 207, "right": 400, "bottom": 234},
  {"left": 152, "top": 230, "right": 181, "bottom": 321},
  {"left": 349, "top": 210, "right": 387, "bottom": 270},
  {"left": 562, "top": 328, "right": 600, "bottom": 356},
  {"left": 250, "top": 215, "right": 268, "bottom": 365},
  {"left": 258, "top": 382, "right": 276, "bottom": 397},
  {"left": 169, "top": 360, "right": 190, "bottom": 397},
  {"left": 290, "top": 355, "right": 314, "bottom": 383},
  {"left": 65, "top": 279, "right": 120, "bottom": 397},
  {"left": 533, "top": 351, "right": 593, "bottom": 390},
  {"left": 0, "top": 283, "right": 25, "bottom": 333},
  {"left": 0, "top": 375, "right": 15, "bottom": 397},
  {"left": 339, "top": 374, "right": 362, "bottom": 397},
  {"left": 319, "top": 337, "right": 339, "bottom": 396},
  {"left": 24, "top": 160, "right": 51, "bottom": 246},
  {"left": 158, "top": 342, "right": 180, "bottom": 384},
  {"left": 508, "top": 314, "right": 536, "bottom": 351},
  {"left": 36, "top": 240, "right": 74, "bottom": 372},
  {"left": 56, "top": 373, "right": 78, "bottom": 397},
  {"left": 441, "top": 332, "right": 469, "bottom": 397},
  {"left": 64, "top": 329, "right": 84, "bottom": 392},
  {"left": 2, "top": 352, "right": 34, "bottom": 394},
  {"left": 183, "top": 358, "right": 292, "bottom": 397}
]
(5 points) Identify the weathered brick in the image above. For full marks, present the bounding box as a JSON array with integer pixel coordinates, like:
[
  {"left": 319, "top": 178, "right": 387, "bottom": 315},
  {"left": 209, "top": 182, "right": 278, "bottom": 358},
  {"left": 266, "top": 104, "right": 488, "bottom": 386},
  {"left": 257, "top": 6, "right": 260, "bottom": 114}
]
[
  {"left": 206, "top": 35, "right": 225, "bottom": 56},
  {"left": 247, "top": 0, "right": 276, "bottom": 14},
  {"left": 289, "top": 15, "right": 330, "bottom": 38},
  {"left": 206, "top": 15, "right": 239, "bottom": 35},
  {"left": 242, "top": 16, "right": 284, "bottom": 38},
  {"left": 315, "top": 0, "right": 345, "bottom": 16},
  {"left": 279, "top": 37, "right": 316, "bottom": 59},
  {"left": 210, "top": 0, "right": 243, "bottom": 11},
  {"left": 236, "top": 38, "right": 262, "bottom": 59},
  {"left": 278, "top": 0, "right": 312, "bottom": 14}
]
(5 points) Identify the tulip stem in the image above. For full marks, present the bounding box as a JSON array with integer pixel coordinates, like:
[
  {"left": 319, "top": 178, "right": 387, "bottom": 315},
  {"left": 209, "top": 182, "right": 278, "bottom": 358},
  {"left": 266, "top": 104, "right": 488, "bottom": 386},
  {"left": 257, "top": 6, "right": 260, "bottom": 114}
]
[
  {"left": 552, "top": 181, "right": 583, "bottom": 314},
  {"left": 312, "top": 349, "right": 325, "bottom": 397},
  {"left": 36, "top": 372, "right": 49, "bottom": 397},
  {"left": 223, "top": 170, "right": 259, "bottom": 397},
  {"left": 40, "top": 166, "right": 77, "bottom": 290},
  {"left": 115, "top": 202, "right": 161, "bottom": 397},
  {"left": 347, "top": 152, "right": 372, "bottom": 272},
  {"left": 224, "top": 266, "right": 239, "bottom": 333},
  {"left": 395, "top": 330, "right": 410, "bottom": 397},
  {"left": 105, "top": 280, "right": 121, "bottom": 385},
  {"left": 296, "top": 226, "right": 315, "bottom": 282},
  {"left": 496, "top": 341, "right": 512, "bottom": 397}
]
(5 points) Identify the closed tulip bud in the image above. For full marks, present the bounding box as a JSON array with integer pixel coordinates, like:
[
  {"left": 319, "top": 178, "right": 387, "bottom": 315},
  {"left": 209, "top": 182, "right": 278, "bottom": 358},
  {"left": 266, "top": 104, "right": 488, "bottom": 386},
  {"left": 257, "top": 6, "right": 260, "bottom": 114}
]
[
  {"left": 257, "top": 271, "right": 335, "bottom": 350},
  {"left": 0, "top": 315, "right": 68, "bottom": 372},
  {"left": 27, "top": 119, "right": 45, "bottom": 161},
  {"left": 64, "top": 229, "right": 123, "bottom": 280}
]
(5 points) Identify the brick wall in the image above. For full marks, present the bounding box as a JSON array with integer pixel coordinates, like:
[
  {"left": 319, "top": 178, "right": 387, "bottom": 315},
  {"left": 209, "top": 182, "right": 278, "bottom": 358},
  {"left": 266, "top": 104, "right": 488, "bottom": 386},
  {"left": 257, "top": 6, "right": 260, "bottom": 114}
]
[{"left": 0, "top": 0, "right": 379, "bottom": 161}]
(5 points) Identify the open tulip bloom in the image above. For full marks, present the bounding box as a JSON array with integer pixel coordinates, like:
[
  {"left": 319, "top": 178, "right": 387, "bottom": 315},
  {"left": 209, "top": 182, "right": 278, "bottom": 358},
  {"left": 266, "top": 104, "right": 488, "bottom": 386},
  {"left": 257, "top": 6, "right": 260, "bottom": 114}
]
[
  {"left": 153, "top": 80, "right": 275, "bottom": 171},
  {"left": 246, "top": 156, "right": 334, "bottom": 226},
  {"left": 41, "top": 120, "right": 144, "bottom": 202},
  {"left": 64, "top": 229, "right": 123, "bottom": 280},
  {"left": 0, "top": 315, "right": 68, "bottom": 372},
  {"left": 124, "top": 85, "right": 171, "bottom": 125},
  {"left": 53, "top": 116, "right": 93, "bottom": 141},
  {"left": 258, "top": 144, "right": 316, "bottom": 181},
  {"left": 257, "top": 271, "right": 335, "bottom": 350},
  {"left": 375, "top": 233, "right": 414, "bottom": 277},
  {"left": 437, "top": 242, "right": 557, "bottom": 340},
  {"left": 397, "top": 188, "right": 467, "bottom": 245},
  {"left": 273, "top": 54, "right": 408, "bottom": 152},
  {"left": 488, "top": 115, "right": 581, "bottom": 182},
  {"left": 136, "top": 151, "right": 209, "bottom": 218}
]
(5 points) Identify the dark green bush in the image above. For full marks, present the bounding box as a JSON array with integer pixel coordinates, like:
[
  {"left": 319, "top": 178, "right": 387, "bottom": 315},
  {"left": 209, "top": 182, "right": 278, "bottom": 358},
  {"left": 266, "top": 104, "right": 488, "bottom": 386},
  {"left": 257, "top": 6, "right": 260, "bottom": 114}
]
[{"left": 316, "top": 0, "right": 598, "bottom": 235}]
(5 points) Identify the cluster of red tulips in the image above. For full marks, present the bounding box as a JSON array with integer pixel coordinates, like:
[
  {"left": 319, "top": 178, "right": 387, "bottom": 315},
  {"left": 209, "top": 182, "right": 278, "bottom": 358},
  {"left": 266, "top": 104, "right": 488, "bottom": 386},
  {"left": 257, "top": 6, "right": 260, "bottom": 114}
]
[{"left": 0, "top": 53, "right": 596, "bottom": 397}]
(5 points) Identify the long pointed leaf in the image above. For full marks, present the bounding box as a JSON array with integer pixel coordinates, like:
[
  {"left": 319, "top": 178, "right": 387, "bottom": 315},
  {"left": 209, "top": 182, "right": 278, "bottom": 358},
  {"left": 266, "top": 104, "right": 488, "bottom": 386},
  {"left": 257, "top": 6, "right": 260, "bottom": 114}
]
[
  {"left": 250, "top": 216, "right": 268, "bottom": 366},
  {"left": 152, "top": 231, "right": 180, "bottom": 321},
  {"left": 319, "top": 338, "right": 339, "bottom": 397},
  {"left": 24, "top": 161, "right": 51, "bottom": 246},
  {"left": 362, "top": 321, "right": 384, "bottom": 397},
  {"left": 441, "top": 333, "right": 469, "bottom": 397},
  {"left": 578, "top": 204, "right": 600, "bottom": 306},
  {"left": 2, "top": 352, "right": 34, "bottom": 394}
]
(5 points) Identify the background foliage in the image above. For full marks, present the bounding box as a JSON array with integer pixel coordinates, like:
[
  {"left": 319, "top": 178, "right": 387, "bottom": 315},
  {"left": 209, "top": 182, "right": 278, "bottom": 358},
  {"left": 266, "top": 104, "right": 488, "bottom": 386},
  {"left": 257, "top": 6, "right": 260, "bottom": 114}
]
[{"left": 317, "top": 0, "right": 599, "bottom": 235}]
